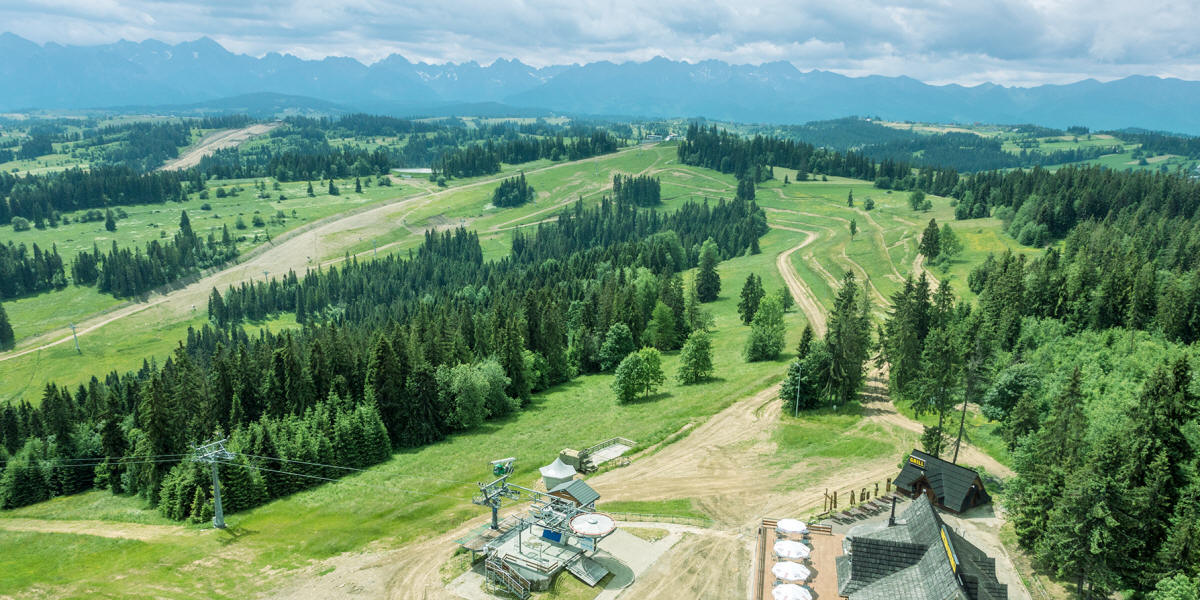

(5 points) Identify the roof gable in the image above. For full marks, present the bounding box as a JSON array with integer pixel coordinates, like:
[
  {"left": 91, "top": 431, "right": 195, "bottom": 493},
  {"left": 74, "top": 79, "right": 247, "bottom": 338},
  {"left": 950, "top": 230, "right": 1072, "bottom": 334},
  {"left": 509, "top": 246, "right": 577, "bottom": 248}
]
[{"left": 549, "top": 479, "right": 599, "bottom": 506}]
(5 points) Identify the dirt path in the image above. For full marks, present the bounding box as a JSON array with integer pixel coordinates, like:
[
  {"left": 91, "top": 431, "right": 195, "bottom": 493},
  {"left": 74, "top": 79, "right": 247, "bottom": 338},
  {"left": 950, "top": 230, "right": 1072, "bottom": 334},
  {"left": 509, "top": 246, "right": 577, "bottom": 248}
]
[
  {"left": 1, "top": 148, "right": 640, "bottom": 363},
  {"left": 770, "top": 225, "right": 825, "bottom": 336},
  {"left": 0, "top": 517, "right": 189, "bottom": 541},
  {"left": 160, "top": 123, "right": 282, "bottom": 171}
]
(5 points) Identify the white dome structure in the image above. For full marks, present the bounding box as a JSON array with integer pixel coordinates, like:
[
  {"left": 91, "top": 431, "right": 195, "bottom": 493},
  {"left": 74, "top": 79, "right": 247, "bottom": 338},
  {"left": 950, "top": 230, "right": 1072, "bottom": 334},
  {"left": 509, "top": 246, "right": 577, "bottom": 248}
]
[{"left": 539, "top": 457, "right": 577, "bottom": 489}]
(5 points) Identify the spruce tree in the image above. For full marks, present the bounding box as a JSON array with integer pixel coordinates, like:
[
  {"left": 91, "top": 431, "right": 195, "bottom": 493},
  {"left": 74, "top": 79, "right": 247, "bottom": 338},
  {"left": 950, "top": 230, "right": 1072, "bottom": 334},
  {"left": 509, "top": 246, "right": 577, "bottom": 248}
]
[
  {"left": 796, "top": 323, "right": 814, "bottom": 359},
  {"left": 825, "top": 272, "right": 871, "bottom": 406},
  {"left": 847, "top": 190, "right": 854, "bottom": 207},
  {"left": 648, "top": 301, "right": 677, "bottom": 351},
  {"left": 737, "top": 273, "right": 765, "bottom": 325},
  {"left": 695, "top": 238, "right": 721, "bottom": 302},
  {"left": 104, "top": 208, "right": 116, "bottom": 232},
  {"left": 919, "top": 218, "right": 940, "bottom": 260},
  {"left": 307, "top": 181, "right": 315, "bottom": 197}
]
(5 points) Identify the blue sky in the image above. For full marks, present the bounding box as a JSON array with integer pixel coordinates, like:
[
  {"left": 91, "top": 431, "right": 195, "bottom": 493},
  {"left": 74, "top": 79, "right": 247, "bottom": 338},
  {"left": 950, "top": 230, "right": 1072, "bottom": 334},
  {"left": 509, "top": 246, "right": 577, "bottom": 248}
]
[{"left": 1, "top": 0, "right": 1197, "bottom": 86}]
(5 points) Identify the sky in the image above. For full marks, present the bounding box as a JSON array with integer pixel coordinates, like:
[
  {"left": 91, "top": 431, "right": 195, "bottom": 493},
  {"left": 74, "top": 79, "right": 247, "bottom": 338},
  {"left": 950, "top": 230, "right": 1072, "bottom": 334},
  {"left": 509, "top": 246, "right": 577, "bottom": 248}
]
[{"left": 1, "top": 0, "right": 1197, "bottom": 87}]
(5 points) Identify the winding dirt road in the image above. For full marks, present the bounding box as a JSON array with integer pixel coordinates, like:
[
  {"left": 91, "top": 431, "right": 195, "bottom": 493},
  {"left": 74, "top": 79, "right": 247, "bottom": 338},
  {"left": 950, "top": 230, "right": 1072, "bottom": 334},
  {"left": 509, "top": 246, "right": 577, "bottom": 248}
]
[{"left": 1, "top": 148, "right": 639, "bottom": 364}]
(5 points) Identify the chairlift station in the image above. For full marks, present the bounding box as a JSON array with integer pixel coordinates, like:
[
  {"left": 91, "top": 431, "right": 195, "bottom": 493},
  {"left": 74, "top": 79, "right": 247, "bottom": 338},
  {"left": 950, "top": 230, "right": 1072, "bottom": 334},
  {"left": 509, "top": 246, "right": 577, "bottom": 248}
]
[{"left": 456, "top": 444, "right": 633, "bottom": 598}]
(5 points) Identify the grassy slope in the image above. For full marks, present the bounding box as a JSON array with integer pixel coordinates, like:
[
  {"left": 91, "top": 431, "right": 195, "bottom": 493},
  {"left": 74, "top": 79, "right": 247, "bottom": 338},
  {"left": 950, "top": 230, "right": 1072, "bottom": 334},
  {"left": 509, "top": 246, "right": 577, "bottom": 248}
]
[{"left": 0, "top": 145, "right": 1003, "bottom": 598}]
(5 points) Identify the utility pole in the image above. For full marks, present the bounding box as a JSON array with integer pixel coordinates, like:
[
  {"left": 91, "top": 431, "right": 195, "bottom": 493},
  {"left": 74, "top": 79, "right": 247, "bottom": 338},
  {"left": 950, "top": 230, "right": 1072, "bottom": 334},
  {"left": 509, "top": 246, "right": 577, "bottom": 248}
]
[
  {"left": 68, "top": 323, "right": 80, "bottom": 354},
  {"left": 194, "top": 439, "right": 234, "bottom": 529},
  {"left": 794, "top": 365, "right": 802, "bottom": 418}
]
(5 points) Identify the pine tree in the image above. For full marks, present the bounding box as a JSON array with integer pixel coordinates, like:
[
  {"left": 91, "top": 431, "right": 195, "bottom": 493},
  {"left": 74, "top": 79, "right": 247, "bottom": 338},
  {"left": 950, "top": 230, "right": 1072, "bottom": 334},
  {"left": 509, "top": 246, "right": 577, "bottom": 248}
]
[
  {"left": 825, "top": 272, "right": 871, "bottom": 406},
  {"left": 676, "top": 330, "right": 713, "bottom": 384},
  {"left": 938, "top": 222, "right": 962, "bottom": 259},
  {"left": 355, "top": 177, "right": 362, "bottom": 193},
  {"left": 796, "top": 323, "right": 814, "bottom": 359},
  {"left": 695, "top": 238, "right": 722, "bottom": 302},
  {"left": 307, "top": 181, "right": 315, "bottom": 197},
  {"left": 849, "top": 219, "right": 857, "bottom": 238},
  {"left": 919, "top": 218, "right": 940, "bottom": 260},
  {"left": 847, "top": 190, "right": 854, "bottom": 207},
  {"left": 104, "top": 208, "right": 116, "bottom": 232},
  {"left": 0, "top": 300, "right": 13, "bottom": 350},
  {"left": 328, "top": 179, "right": 339, "bottom": 195},
  {"left": 737, "top": 273, "right": 765, "bottom": 325}
]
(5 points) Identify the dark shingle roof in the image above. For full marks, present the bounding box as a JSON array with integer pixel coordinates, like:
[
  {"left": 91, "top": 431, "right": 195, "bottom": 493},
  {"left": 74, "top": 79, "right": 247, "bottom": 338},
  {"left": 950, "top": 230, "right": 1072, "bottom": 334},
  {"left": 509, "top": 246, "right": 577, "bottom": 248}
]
[
  {"left": 894, "top": 449, "right": 991, "bottom": 513},
  {"left": 549, "top": 479, "right": 599, "bottom": 506},
  {"left": 836, "top": 495, "right": 1008, "bottom": 600}
]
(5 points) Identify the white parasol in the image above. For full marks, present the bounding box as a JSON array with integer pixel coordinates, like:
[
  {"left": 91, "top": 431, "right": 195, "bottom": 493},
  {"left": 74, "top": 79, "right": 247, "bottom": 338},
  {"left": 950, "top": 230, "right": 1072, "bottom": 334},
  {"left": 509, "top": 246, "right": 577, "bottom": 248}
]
[
  {"left": 773, "top": 540, "right": 811, "bottom": 560},
  {"left": 772, "top": 583, "right": 813, "bottom": 600},
  {"left": 777, "top": 518, "right": 808, "bottom": 535},
  {"left": 771, "top": 561, "right": 812, "bottom": 582}
]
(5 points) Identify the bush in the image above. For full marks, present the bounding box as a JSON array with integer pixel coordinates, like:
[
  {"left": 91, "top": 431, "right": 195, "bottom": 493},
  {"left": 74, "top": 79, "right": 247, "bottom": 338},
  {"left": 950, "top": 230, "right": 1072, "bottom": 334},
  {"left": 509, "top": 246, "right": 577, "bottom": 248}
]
[{"left": 11, "top": 217, "right": 30, "bottom": 231}]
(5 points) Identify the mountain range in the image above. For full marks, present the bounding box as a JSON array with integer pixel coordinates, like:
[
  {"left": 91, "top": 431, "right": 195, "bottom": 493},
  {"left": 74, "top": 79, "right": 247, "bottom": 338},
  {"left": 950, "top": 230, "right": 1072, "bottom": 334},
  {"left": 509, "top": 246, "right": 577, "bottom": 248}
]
[{"left": 3, "top": 33, "right": 1200, "bottom": 134}]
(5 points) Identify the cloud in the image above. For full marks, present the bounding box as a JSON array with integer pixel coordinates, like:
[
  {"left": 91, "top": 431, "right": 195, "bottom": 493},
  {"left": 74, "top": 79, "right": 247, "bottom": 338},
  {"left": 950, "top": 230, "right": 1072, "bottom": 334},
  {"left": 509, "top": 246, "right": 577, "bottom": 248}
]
[{"left": 0, "top": 0, "right": 1197, "bottom": 86}]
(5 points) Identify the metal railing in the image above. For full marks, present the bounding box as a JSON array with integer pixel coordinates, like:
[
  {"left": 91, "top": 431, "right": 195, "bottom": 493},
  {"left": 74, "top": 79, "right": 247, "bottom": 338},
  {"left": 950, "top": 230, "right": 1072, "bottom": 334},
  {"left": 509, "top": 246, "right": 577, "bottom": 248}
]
[
  {"left": 584, "top": 437, "right": 637, "bottom": 455},
  {"left": 605, "top": 510, "right": 714, "bottom": 528},
  {"left": 486, "top": 555, "right": 531, "bottom": 599}
]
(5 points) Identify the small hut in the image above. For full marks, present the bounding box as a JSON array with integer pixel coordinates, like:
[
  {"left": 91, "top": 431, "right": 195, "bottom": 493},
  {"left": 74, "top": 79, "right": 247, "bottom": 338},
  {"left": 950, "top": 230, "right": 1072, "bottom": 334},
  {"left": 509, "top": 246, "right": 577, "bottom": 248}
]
[{"left": 893, "top": 449, "right": 990, "bottom": 513}]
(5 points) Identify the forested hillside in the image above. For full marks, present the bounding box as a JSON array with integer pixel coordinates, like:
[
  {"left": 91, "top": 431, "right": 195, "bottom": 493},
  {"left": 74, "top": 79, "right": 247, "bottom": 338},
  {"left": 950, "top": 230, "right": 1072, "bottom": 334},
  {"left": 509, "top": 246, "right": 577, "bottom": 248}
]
[
  {"left": 876, "top": 158, "right": 1200, "bottom": 596},
  {"left": 0, "top": 192, "right": 766, "bottom": 521}
]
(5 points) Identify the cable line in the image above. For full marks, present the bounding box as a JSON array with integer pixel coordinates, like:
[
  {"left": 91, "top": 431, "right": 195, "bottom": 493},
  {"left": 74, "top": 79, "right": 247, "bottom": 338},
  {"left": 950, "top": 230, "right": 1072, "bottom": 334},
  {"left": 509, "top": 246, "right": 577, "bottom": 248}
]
[
  {"left": 215, "top": 460, "right": 466, "bottom": 502},
  {"left": 233, "top": 452, "right": 475, "bottom": 486}
]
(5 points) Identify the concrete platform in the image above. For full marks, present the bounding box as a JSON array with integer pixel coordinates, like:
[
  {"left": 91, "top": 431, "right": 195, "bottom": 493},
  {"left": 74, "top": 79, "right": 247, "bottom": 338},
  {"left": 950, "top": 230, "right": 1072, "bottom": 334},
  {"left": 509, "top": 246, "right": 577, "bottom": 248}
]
[{"left": 449, "top": 527, "right": 674, "bottom": 599}]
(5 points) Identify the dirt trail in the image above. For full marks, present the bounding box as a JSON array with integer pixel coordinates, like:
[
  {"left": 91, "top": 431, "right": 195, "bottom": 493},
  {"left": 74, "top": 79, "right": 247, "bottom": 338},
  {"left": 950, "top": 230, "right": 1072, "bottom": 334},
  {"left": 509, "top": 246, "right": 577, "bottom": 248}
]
[
  {"left": 160, "top": 123, "right": 282, "bottom": 171},
  {"left": 0, "top": 517, "right": 189, "bottom": 541},
  {"left": 1, "top": 148, "right": 641, "bottom": 363},
  {"left": 770, "top": 225, "right": 825, "bottom": 336}
]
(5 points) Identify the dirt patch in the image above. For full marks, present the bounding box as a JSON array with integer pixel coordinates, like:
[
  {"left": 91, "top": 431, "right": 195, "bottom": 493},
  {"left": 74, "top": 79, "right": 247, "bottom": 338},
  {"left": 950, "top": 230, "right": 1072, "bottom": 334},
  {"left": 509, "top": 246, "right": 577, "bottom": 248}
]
[
  {"left": 0, "top": 517, "right": 188, "bottom": 541},
  {"left": 160, "top": 123, "right": 281, "bottom": 171},
  {"left": 618, "top": 533, "right": 751, "bottom": 600}
]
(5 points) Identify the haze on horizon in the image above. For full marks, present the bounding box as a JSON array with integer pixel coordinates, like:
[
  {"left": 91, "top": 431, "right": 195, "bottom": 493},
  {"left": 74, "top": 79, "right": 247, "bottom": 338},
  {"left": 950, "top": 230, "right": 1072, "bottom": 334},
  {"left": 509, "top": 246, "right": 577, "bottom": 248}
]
[{"left": 2, "top": 0, "right": 1197, "bottom": 88}]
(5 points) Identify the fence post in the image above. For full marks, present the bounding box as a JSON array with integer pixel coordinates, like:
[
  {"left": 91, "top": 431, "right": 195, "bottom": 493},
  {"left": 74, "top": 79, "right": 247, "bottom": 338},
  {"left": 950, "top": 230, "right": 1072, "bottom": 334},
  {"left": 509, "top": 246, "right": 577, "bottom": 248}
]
[
  {"left": 886, "top": 478, "right": 892, "bottom": 492},
  {"left": 850, "top": 490, "right": 856, "bottom": 504}
]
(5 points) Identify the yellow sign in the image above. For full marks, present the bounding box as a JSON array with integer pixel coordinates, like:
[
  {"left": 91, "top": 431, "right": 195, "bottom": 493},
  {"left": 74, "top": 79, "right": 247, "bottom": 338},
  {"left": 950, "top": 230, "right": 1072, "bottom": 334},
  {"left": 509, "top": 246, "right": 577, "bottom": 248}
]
[
  {"left": 941, "top": 526, "right": 957, "bottom": 573},
  {"left": 909, "top": 455, "right": 926, "bottom": 469}
]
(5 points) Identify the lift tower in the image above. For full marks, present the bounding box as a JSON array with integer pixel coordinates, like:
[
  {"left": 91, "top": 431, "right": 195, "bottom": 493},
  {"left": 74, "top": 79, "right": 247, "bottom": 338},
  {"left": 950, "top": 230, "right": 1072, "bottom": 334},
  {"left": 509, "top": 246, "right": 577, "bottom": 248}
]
[
  {"left": 194, "top": 439, "right": 234, "bottom": 529},
  {"left": 474, "top": 457, "right": 519, "bottom": 530}
]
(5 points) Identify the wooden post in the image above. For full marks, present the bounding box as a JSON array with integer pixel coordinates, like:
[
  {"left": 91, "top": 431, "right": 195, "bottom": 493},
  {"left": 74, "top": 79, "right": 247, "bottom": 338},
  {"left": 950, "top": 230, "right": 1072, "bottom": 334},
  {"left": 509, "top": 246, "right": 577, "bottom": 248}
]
[
  {"left": 875, "top": 482, "right": 879, "bottom": 497},
  {"left": 850, "top": 490, "right": 856, "bottom": 504},
  {"left": 886, "top": 478, "right": 892, "bottom": 493}
]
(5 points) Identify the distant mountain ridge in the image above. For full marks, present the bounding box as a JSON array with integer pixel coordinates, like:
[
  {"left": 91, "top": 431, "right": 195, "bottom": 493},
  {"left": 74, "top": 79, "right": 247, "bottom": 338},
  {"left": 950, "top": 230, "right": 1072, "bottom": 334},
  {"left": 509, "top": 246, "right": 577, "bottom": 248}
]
[{"left": 3, "top": 33, "right": 1200, "bottom": 134}]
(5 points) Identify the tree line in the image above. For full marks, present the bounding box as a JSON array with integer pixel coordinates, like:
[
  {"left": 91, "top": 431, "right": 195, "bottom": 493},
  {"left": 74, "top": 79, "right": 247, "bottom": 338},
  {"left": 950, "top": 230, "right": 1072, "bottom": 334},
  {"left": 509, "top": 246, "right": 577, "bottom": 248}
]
[
  {"left": 70, "top": 211, "right": 238, "bottom": 298},
  {"left": 436, "top": 129, "right": 621, "bottom": 178},
  {"left": 0, "top": 166, "right": 187, "bottom": 226},
  {"left": 0, "top": 241, "right": 67, "bottom": 300},
  {"left": 677, "top": 124, "right": 960, "bottom": 196}
]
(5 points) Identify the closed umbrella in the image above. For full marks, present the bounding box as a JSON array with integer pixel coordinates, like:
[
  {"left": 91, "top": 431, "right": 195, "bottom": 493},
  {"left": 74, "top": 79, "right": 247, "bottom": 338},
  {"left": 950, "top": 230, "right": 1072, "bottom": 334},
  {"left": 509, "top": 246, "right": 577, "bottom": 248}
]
[
  {"left": 773, "top": 540, "right": 811, "bottom": 560},
  {"left": 772, "top": 561, "right": 811, "bottom": 582},
  {"left": 777, "top": 519, "right": 808, "bottom": 535},
  {"left": 772, "top": 583, "right": 813, "bottom": 600}
]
